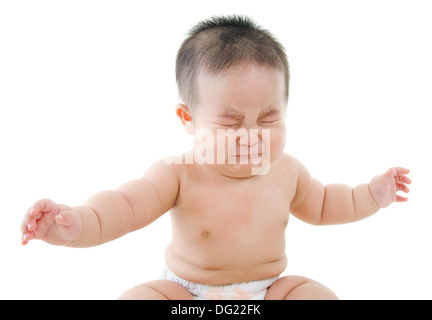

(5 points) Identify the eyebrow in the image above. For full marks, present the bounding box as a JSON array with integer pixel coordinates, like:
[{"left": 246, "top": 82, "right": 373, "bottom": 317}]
[
  {"left": 218, "top": 106, "right": 280, "bottom": 119},
  {"left": 258, "top": 106, "right": 280, "bottom": 117},
  {"left": 218, "top": 109, "right": 243, "bottom": 119}
]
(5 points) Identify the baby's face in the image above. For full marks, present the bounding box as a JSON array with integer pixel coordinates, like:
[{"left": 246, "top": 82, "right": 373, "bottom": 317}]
[{"left": 187, "top": 64, "right": 287, "bottom": 178}]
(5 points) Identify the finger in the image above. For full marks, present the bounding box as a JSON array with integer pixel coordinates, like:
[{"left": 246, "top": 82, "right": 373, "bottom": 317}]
[
  {"left": 55, "top": 211, "right": 76, "bottom": 227},
  {"left": 400, "top": 175, "right": 412, "bottom": 185},
  {"left": 23, "top": 211, "right": 39, "bottom": 233},
  {"left": 24, "top": 206, "right": 36, "bottom": 226},
  {"left": 31, "top": 198, "right": 57, "bottom": 216},
  {"left": 21, "top": 209, "right": 36, "bottom": 234},
  {"left": 20, "top": 217, "right": 29, "bottom": 234},
  {"left": 20, "top": 221, "right": 36, "bottom": 239},
  {"left": 396, "top": 195, "right": 408, "bottom": 202},
  {"left": 396, "top": 183, "right": 410, "bottom": 193},
  {"left": 27, "top": 219, "right": 37, "bottom": 232},
  {"left": 21, "top": 233, "right": 29, "bottom": 245},
  {"left": 24, "top": 205, "right": 42, "bottom": 225},
  {"left": 25, "top": 198, "right": 58, "bottom": 226},
  {"left": 21, "top": 230, "right": 35, "bottom": 245},
  {"left": 393, "top": 167, "right": 410, "bottom": 175},
  {"left": 395, "top": 175, "right": 412, "bottom": 186}
]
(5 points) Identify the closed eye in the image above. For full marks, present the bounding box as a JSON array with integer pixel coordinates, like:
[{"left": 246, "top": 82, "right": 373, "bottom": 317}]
[
  {"left": 215, "top": 123, "right": 241, "bottom": 128},
  {"left": 223, "top": 124, "right": 241, "bottom": 128},
  {"left": 259, "top": 119, "right": 280, "bottom": 125}
]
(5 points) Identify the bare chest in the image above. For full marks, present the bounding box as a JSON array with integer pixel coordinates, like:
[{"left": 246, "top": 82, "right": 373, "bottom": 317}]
[{"left": 172, "top": 173, "right": 294, "bottom": 242}]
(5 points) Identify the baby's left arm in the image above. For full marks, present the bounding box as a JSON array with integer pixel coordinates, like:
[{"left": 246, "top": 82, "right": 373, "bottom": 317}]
[{"left": 290, "top": 161, "right": 411, "bottom": 225}]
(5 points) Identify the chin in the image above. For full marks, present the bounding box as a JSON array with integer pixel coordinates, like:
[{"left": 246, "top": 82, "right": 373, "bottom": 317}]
[{"left": 215, "top": 162, "right": 270, "bottom": 178}]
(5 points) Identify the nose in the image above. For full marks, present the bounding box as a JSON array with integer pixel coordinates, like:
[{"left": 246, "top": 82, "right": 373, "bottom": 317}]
[{"left": 238, "top": 129, "right": 259, "bottom": 146}]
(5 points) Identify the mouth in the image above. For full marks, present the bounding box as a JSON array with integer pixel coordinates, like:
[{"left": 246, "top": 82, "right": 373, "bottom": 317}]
[
  {"left": 233, "top": 153, "right": 262, "bottom": 158},
  {"left": 229, "top": 147, "right": 264, "bottom": 158},
  {"left": 228, "top": 152, "right": 263, "bottom": 157}
]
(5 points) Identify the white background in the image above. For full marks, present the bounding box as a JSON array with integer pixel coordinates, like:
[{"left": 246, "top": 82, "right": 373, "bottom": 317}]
[{"left": 1, "top": 0, "right": 431, "bottom": 299}]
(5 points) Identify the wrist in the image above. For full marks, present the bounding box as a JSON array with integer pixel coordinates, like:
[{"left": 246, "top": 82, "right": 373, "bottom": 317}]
[
  {"left": 367, "top": 183, "right": 381, "bottom": 210},
  {"left": 353, "top": 183, "right": 380, "bottom": 220},
  {"left": 64, "top": 206, "right": 88, "bottom": 248}
]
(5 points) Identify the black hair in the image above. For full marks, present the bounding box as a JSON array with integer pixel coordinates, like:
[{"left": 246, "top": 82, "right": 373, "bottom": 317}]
[{"left": 176, "top": 15, "right": 289, "bottom": 109}]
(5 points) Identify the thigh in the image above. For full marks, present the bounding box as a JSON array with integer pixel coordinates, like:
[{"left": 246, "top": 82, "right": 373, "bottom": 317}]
[
  {"left": 265, "top": 276, "right": 338, "bottom": 300},
  {"left": 118, "top": 280, "right": 194, "bottom": 300}
]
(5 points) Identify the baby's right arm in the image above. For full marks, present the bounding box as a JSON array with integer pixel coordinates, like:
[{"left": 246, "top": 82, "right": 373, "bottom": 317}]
[{"left": 21, "top": 160, "right": 179, "bottom": 247}]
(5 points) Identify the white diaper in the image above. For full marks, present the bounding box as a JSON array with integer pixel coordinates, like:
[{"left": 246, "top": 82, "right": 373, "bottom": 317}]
[{"left": 163, "top": 268, "right": 279, "bottom": 300}]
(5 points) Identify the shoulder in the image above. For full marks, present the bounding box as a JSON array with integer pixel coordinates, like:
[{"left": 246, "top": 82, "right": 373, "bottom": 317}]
[
  {"left": 273, "top": 153, "right": 313, "bottom": 199},
  {"left": 268, "top": 153, "right": 308, "bottom": 193},
  {"left": 146, "top": 151, "right": 197, "bottom": 182},
  {"left": 272, "top": 153, "right": 304, "bottom": 176},
  {"left": 146, "top": 157, "right": 178, "bottom": 173},
  {"left": 143, "top": 157, "right": 182, "bottom": 186}
]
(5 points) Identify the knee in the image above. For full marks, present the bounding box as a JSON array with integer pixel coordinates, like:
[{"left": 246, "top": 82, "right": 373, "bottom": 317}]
[
  {"left": 266, "top": 276, "right": 338, "bottom": 300},
  {"left": 291, "top": 279, "right": 338, "bottom": 300},
  {"left": 117, "top": 282, "right": 165, "bottom": 300},
  {"left": 118, "top": 280, "right": 193, "bottom": 300}
]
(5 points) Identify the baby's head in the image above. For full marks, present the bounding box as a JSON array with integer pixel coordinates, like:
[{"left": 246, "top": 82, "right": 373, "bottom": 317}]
[
  {"left": 175, "top": 16, "right": 289, "bottom": 177},
  {"left": 176, "top": 15, "right": 289, "bottom": 111}
]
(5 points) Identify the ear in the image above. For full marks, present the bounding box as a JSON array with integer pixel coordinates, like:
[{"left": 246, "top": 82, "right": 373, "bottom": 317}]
[{"left": 176, "top": 104, "right": 194, "bottom": 134}]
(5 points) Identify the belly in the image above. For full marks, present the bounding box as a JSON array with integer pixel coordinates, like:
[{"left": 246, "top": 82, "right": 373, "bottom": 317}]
[
  {"left": 164, "top": 216, "right": 288, "bottom": 284},
  {"left": 165, "top": 243, "right": 287, "bottom": 284}
]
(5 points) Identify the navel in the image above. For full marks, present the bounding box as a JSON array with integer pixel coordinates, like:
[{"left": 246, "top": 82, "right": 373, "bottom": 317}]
[{"left": 201, "top": 230, "right": 211, "bottom": 238}]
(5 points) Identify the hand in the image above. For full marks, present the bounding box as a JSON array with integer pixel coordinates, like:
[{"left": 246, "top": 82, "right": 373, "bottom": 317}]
[
  {"left": 369, "top": 167, "right": 411, "bottom": 208},
  {"left": 21, "top": 198, "right": 82, "bottom": 246}
]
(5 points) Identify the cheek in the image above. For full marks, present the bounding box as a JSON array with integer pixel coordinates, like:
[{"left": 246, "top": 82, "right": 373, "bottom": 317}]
[
  {"left": 215, "top": 132, "right": 228, "bottom": 158},
  {"left": 268, "top": 126, "right": 286, "bottom": 157}
]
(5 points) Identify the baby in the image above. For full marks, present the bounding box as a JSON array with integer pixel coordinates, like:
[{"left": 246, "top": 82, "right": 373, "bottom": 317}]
[{"left": 20, "top": 16, "right": 411, "bottom": 300}]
